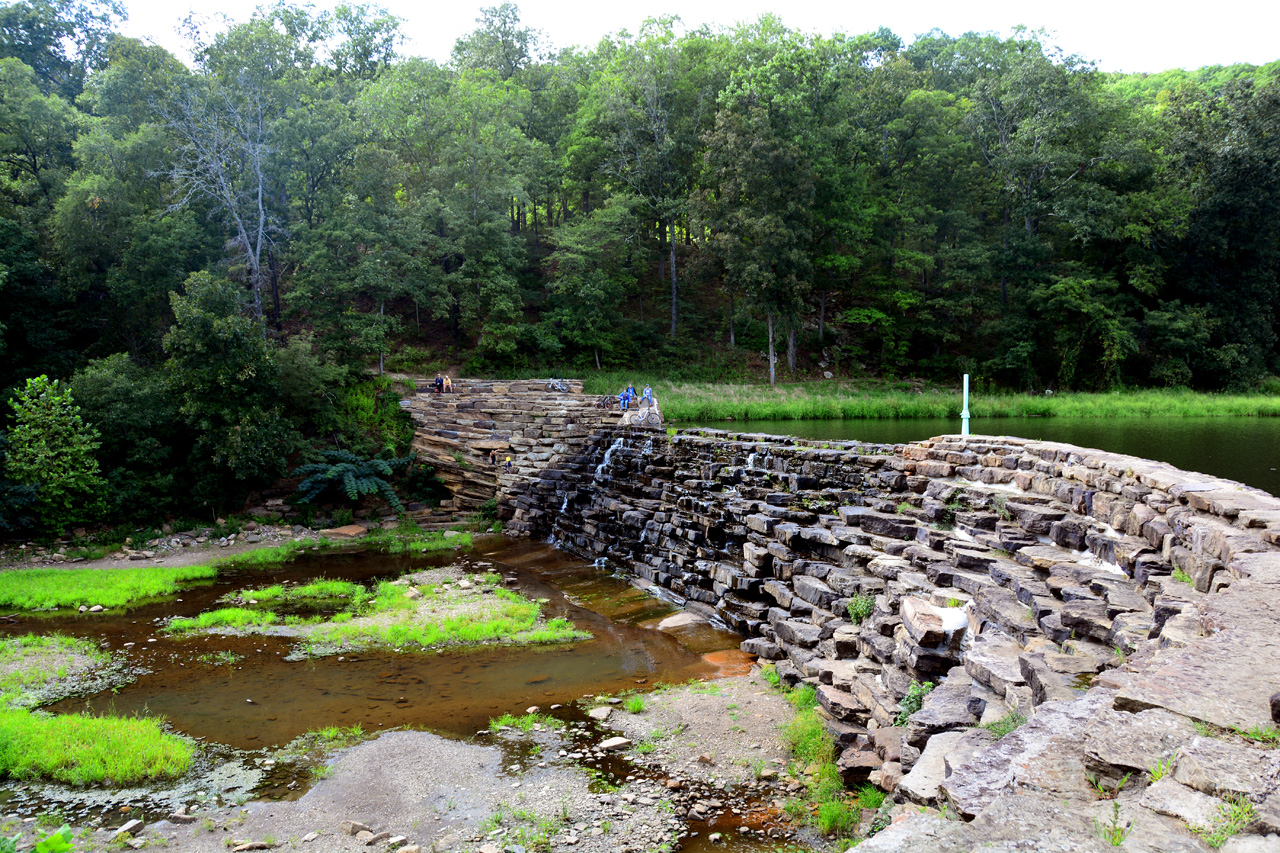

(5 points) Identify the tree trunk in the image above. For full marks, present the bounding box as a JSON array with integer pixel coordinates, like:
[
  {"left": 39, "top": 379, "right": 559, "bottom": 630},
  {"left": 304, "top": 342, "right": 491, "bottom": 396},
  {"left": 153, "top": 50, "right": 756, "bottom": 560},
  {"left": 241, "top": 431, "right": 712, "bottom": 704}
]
[
  {"left": 378, "top": 301, "right": 385, "bottom": 376},
  {"left": 818, "top": 290, "right": 827, "bottom": 341},
  {"left": 657, "top": 219, "right": 666, "bottom": 284},
  {"left": 581, "top": 188, "right": 590, "bottom": 215},
  {"left": 668, "top": 216, "right": 678, "bottom": 337},
  {"left": 768, "top": 312, "right": 776, "bottom": 386},
  {"left": 594, "top": 348, "right": 601, "bottom": 370},
  {"left": 787, "top": 324, "right": 796, "bottom": 373}
]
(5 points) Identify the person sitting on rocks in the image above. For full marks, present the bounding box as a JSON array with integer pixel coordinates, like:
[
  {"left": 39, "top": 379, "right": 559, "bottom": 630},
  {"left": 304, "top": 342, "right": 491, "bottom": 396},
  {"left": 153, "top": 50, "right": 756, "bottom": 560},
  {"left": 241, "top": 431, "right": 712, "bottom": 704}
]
[
  {"left": 618, "top": 389, "right": 629, "bottom": 412},
  {"left": 434, "top": 373, "right": 444, "bottom": 394},
  {"left": 641, "top": 384, "right": 653, "bottom": 407},
  {"left": 504, "top": 456, "right": 513, "bottom": 473},
  {"left": 626, "top": 382, "right": 637, "bottom": 405},
  {"left": 443, "top": 375, "right": 453, "bottom": 394}
]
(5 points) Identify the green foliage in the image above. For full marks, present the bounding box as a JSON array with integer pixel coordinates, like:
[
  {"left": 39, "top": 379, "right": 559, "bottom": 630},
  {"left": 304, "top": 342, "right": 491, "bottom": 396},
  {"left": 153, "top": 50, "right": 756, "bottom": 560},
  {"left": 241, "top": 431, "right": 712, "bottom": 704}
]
[
  {"left": 847, "top": 595, "right": 875, "bottom": 624},
  {"left": 623, "top": 695, "right": 646, "bottom": 714},
  {"left": 1172, "top": 568, "right": 1195, "bottom": 584},
  {"left": 291, "top": 450, "right": 413, "bottom": 513},
  {"left": 0, "top": 434, "right": 39, "bottom": 533},
  {"left": 162, "top": 273, "right": 298, "bottom": 505},
  {"left": 4, "top": 375, "right": 106, "bottom": 532},
  {"left": 895, "top": 680, "right": 935, "bottom": 726}
]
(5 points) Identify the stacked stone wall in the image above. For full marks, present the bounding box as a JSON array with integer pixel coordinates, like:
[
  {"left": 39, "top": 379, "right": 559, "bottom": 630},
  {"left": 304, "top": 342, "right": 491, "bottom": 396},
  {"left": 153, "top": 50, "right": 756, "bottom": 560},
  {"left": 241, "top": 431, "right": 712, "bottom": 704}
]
[{"left": 501, "top": 426, "right": 1280, "bottom": 848}]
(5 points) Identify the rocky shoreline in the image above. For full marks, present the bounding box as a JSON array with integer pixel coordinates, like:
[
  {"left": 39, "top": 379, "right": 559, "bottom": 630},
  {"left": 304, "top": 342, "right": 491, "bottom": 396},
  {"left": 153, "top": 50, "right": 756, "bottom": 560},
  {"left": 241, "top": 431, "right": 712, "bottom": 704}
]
[{"left": 1, "top": 673, "right": 851, "bottom": 853}]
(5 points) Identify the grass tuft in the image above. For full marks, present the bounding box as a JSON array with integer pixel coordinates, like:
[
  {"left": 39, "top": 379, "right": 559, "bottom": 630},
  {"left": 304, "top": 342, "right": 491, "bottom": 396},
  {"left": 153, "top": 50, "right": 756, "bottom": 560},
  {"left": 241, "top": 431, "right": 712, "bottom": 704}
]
[{"left": 0, "top": 565, "right": 218, "bottom": 611}]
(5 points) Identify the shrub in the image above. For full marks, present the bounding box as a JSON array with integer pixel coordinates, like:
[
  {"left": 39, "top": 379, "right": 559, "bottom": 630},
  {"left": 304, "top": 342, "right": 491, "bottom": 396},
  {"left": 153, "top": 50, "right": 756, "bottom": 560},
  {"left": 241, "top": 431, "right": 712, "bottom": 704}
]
[
  {"left": 4, "top": 376, "right": 106, "bottom": 532},
  {"left": 847, "top": 594, "right": 875, "bottom": 624},
  {"left": 894, "top": 680, "right": 934, "bottom": 726},
  {"left": 292, "top": 450, "right": 413, "bottom": 514}
]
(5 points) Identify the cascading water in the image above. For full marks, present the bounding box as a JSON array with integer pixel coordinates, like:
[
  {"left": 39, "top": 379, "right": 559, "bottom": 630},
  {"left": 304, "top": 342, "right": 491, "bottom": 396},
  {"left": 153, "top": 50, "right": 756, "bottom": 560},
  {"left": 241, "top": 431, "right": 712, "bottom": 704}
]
[
  {"left": 642, "top": 438, "right": 654, "bottom": 456},
  {"left": 593, "top": 437, "right": 625, "bottom": 482}
]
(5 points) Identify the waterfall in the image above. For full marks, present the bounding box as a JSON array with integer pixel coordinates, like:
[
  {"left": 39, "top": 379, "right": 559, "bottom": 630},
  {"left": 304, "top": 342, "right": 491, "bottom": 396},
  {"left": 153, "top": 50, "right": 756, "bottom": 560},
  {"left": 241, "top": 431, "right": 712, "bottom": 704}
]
[
  {"left": 560, "top": 493, "right": 570, "bottom": 513},
  {"left": 593, "top": 437, "right": 625, "bottom": 482}
]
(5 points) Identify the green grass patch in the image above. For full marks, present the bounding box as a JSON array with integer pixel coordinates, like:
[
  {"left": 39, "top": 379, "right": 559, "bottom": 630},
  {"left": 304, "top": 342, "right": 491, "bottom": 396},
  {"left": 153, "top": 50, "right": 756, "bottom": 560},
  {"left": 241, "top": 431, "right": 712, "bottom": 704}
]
[
  {"left": 895, "top": 680, "right": 935, "bottom": 726},
  {"left": 163, "top": 607, "right": 278, "bottom": 635},
  {"left": 978, "top": 710, "right": 1027, "bottom": 740},
  {"left": 0, "top": 708, "right": 193, "bottom": 785},
  {"left": 488, "top": 712, "right": 563, "bottom": 732},
  {"left": 309, "top": 586, "right": 589, "bottom": 653},
  {"left": 1196, "top": 794, "right": 1257, "bottom": 848},
  {"left": 0, "top": 565, "right": 218, "bottom": 611},
  {"left": 623, "top": 695, "right": 646, "bottom": 713},
  {"left": 239, "top": 579, "right": 367, "bottom": 605},
  {"left": 855, "top": 783, "right": 886, "bottom": 810},
  {"left": 1172, "top": 568, "right": 1195, "bottom": 584}
]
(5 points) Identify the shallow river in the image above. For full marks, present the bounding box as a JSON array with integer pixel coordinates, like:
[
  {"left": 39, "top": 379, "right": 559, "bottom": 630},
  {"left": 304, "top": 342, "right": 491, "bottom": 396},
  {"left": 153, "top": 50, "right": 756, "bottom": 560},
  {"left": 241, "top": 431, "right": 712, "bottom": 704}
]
[{"left": 686, "top": 416, "right": 1280, "bottom": 497}]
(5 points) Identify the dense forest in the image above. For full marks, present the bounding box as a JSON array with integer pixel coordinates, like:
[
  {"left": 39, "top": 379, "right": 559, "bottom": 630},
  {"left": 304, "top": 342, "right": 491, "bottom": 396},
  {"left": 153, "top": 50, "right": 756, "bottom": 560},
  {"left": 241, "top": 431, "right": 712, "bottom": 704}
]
[{"left": 2, "top": 0, "right": 1279, "bottom": 530}]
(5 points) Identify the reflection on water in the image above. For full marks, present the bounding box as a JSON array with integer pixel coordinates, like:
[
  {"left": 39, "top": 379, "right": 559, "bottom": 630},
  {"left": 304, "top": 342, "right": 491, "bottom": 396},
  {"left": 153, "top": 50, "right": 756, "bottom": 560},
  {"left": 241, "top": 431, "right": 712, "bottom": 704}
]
[
  {"left": 687, "top": 416, "right": 1280, "bottom": 497},
  {"left": 7, "top": 540, "right": 742, "bottom": 750}
]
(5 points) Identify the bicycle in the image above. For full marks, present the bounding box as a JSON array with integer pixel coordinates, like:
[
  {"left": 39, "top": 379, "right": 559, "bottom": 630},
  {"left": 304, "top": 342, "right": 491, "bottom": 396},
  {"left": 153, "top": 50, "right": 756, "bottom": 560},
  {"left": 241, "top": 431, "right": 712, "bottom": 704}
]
[
  {"left": 594, "top": 395, "right": 619, "bottom": 410},
  {"left": 546, "top": 378, "right": 569, "bottom": 392}
]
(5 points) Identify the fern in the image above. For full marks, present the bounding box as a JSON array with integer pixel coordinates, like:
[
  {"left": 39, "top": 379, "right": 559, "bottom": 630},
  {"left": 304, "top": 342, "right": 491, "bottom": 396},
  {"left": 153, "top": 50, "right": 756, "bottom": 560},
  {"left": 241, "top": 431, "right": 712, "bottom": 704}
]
[{"left": 291, "top": 451, "right": 414, "bottom": 514}]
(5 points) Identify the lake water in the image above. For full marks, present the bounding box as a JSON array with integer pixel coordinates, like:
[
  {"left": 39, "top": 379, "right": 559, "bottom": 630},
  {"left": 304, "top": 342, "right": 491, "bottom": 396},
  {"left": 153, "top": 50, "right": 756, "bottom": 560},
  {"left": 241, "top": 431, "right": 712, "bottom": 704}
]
[{"left": 685, "top": 417, "right": 1280, "bottom": 497}]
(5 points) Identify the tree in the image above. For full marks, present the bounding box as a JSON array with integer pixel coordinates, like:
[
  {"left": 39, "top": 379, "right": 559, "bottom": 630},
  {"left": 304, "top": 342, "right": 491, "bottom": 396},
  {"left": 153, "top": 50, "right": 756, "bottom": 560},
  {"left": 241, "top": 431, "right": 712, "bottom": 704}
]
[
  {"left": 162, "top": 272, "right": 296, "bottom": 504},
  {"left": 583, "top": 18, "right": 718, "bottom": 337},
  {"left": 544, "top": 194, "right": 647, "bottom": 369},
  {"left": 4, "top": 374, "right": 105, "bottom": 531},
  {"left": 697, "top": 107, "right": 813, "bottom": 384},
  {"left": 451, "top": 2, "right": 539, "bottom": 81},
  {"left": 0, "top": 0, "right": 125, "bottom": 99}
]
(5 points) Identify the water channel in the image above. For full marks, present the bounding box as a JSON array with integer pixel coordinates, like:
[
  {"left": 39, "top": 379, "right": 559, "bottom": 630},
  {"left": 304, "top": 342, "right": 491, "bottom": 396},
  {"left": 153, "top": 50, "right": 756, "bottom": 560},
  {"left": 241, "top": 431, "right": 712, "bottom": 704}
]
[
  {"left": 687, "top": 416, "right": 1280, "bottom": 497},
  {"left": 0, "top": 539, "right": 753, "bottom": 828}
]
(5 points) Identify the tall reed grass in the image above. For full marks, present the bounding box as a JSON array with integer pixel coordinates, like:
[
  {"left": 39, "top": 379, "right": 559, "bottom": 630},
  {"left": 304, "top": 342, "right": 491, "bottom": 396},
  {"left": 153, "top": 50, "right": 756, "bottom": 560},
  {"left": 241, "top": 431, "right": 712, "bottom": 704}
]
[{"left": 576, "top": 376, "right": 1280, "bottom": 421}]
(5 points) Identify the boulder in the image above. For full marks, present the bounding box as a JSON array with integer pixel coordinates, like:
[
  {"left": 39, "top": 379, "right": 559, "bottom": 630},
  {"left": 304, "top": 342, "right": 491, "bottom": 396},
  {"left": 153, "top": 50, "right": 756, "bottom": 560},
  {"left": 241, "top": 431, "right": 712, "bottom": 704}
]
[{"left": 897, "top": 730, "right": 967, "bottom": 805}]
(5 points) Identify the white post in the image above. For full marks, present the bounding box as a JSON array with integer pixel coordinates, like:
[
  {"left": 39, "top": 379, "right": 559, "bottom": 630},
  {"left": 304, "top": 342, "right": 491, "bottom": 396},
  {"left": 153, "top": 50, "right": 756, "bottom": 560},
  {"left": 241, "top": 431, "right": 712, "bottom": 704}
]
[{"left": 961, "top": 373, "right": 971, "bottom": 437}]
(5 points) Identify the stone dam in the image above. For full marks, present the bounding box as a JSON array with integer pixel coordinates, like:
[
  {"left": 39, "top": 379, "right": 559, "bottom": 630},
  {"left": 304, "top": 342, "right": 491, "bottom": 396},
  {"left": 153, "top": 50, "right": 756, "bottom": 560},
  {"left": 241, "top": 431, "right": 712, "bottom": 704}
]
[{"left": 410, "top": 383, "right": 1280, "bottom": 851}]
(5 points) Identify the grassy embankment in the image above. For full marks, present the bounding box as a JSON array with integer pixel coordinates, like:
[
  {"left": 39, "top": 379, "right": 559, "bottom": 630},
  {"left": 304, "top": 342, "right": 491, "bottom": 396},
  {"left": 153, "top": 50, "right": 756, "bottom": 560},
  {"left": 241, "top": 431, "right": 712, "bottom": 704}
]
[
  {"left": 0, "top": 634, "right": 193, "bottom": 785},
  {"left": 576, "top": 375, "right": 1280, "bottom": 421}
]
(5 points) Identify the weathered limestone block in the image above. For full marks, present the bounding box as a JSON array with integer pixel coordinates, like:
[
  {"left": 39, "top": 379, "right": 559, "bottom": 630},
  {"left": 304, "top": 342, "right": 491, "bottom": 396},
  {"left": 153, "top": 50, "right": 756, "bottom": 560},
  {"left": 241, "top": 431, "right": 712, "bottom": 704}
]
[
  {"left": 1007, "top": 502, "right": 1067, "bottom": 534},
  {"left": 1172, "top": 737, "right": 1276, "bottom": 798},
  {"left": 897, "top": 730, "right": 968, "bottom": 805},
  {"left": 1081, "top": 707, "right": 1198, "bottom": 781},
  {"left": 939, "top": 691, "right": 1112, "bottom": 819},
  {"left": 836, "top": 743, "right": 881, "bottom": 784},
  {"left": 817, "top": 684, "right": 868, "bottom": 723},
  {"left": 772, "top": 619, "right": 821, "bottom": 649},
  {"left": 793, "top": 575, "right": 840, "bottom": 610},
  {"left": 906, "top": 666, "right": 978, "bottom": 749},
  {"left": 1139, "top": 777, "right": 1225, "bottom": 830}
]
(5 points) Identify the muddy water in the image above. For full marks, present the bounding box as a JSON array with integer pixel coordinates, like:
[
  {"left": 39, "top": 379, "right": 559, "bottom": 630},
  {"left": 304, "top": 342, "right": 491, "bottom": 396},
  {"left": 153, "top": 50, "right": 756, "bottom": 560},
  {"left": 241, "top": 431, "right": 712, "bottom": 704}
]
[{"left": 8, "top": 539, "right": 744, "bottom": 751}]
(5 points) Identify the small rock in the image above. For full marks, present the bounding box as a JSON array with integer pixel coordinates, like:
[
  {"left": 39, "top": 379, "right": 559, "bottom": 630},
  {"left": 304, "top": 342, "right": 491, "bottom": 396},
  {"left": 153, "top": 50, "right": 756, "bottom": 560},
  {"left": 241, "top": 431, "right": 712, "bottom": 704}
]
[
  {"left": 301, "top": 832, "right": 319, "bottom": 843},
  {"left": 709, "top": 833, "right": 724, "bottom": 844},
  {"left": 339, "top": 821, "right": 372, "bottom": 836},
  {"left": 478, "top": 845, "right": 502, "bottom": 853},
  {"left": 1271, "top": 691, "right": 1280, "bottom": 724},
  {"left": 526, "top": 705, "right": 539, "bottom": 714},
  {"left": 385, "top": 837, "right": 407, "bottom": 847},
  {"left": 394, "top": 847, "right": 421, "bottom": 853},
  {"left": 698, "top": 754, "right": 715, "bottom": 765},
  {"left": 404, "top": 589, "right": 422, "bottom": 601},
  {"left": 599, "top": 737, "right": 632, "bottom": 752},
  {"left": 588, "top": 707, "right": 612, "bottom": 722},
  {"left": 232, "top": 843, "right": 275, "bottom": 852},
  {"left": 364, "top": 831, "right": 391, "bottom": 845},
  {"left": 355, "top": 830, "right": 375, "bottom": 843},
  {"left": 167, "top": 813, "right": 196, "bottom": 824},
  {"left": 113, "top": 819, "right": 144, "bottom": 839},
  {"left": 78, "top": 605, "right": 87, "bottom": 613}
]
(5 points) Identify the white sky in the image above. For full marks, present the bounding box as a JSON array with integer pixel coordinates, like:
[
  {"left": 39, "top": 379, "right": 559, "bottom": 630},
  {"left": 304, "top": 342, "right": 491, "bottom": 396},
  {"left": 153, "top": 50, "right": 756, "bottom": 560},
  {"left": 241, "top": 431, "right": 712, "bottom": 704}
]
[{"left": 119, "top": 0, "right": 1280, "bottom": 74}]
